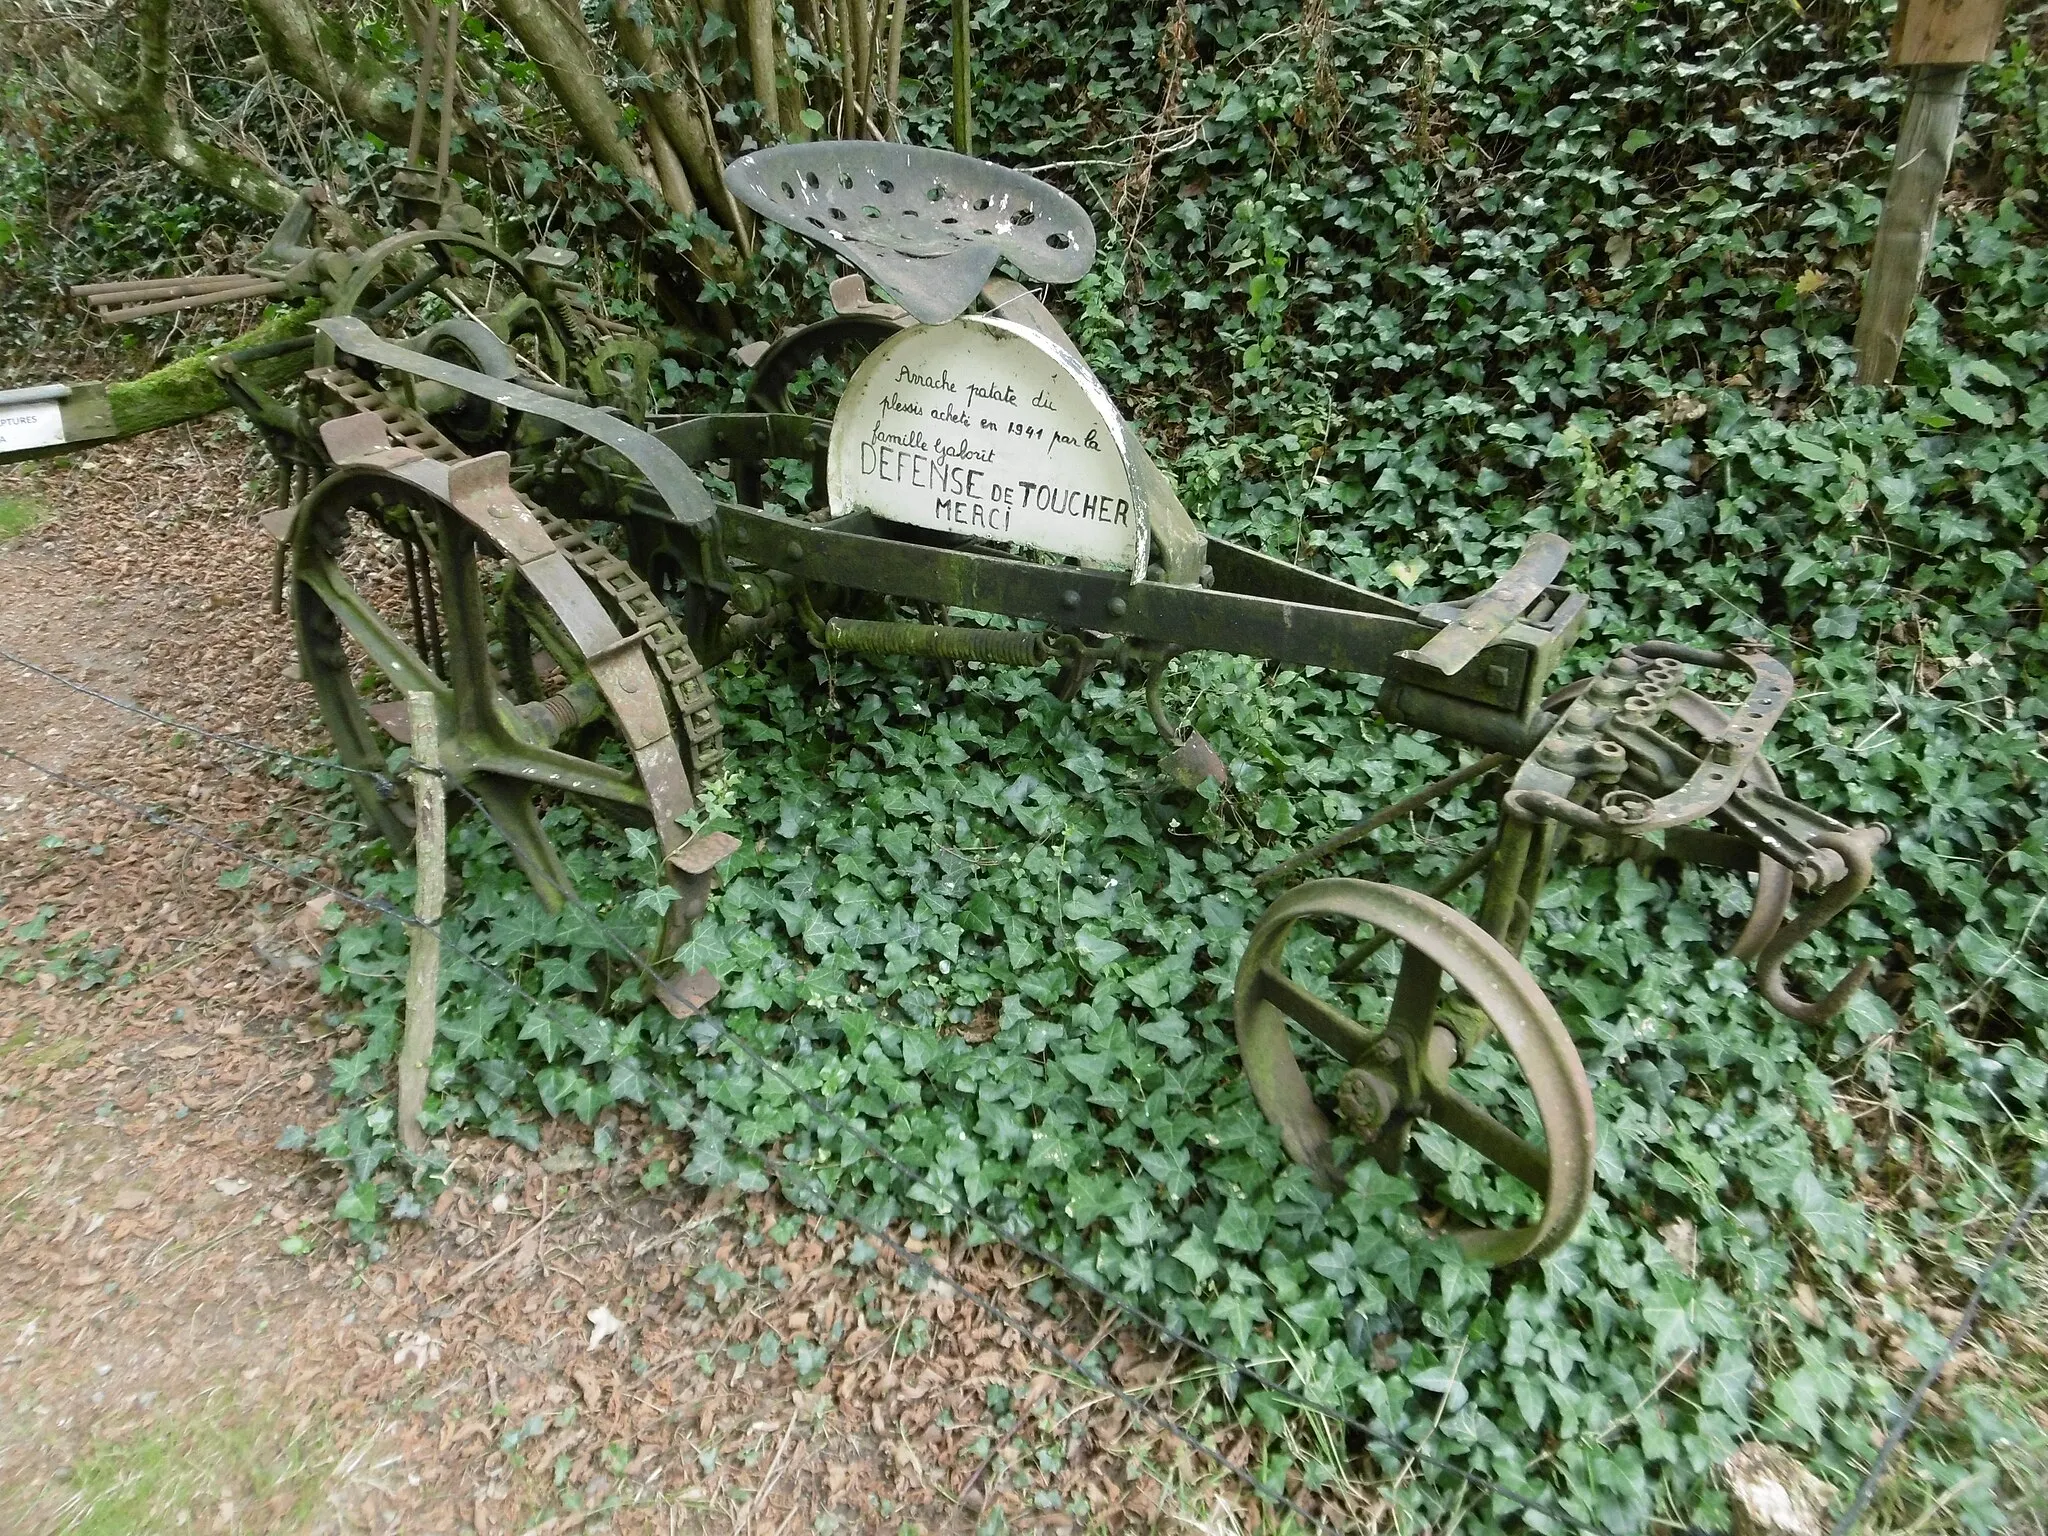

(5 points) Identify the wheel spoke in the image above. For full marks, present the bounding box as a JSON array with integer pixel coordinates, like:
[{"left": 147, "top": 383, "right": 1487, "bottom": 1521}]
[
  {"left": 1384, "top": 942, "right": 1443, "bottom": 1056},
  {"left": 433, "top": 520, "right": 508, "bottom": 740},
  {"left": 297, "top": 559, "right": 446, "bottom": 701},
  {"left": 1424, "top": 1075, "right": 1551, "bottom": 1192},
  {"left": 1255, "top": 964, "right": 1379, "bottom": 1064},
  {"left": 468, "top": 745, "right": 650, "bottom": 808},
  {"left": 469, "top": 777, "right": 575, "bottom": 910}
]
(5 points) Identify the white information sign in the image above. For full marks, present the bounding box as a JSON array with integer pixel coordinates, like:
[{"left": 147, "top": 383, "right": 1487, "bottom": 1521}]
[
  {"left": 0, "top": 399, "right": 64, "bottom": 456},
  {"left": 828, "top": 316, "right": 1149, "bottom": 573}
]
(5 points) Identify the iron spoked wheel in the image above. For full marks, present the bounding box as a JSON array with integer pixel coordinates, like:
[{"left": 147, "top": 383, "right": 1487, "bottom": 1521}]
[
  {"left": 313, "top": 229, "right": 578, "bottom": 448},
  {"left": 1234, "top": 879, "right": 1596, "bottom": 1266},
  {"left": 291, "top": 463, "right": 679, "bottom": 926}
]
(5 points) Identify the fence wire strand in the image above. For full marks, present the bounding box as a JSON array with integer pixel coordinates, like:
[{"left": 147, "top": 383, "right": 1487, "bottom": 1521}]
[
  {"left": 0, "top": 642, "right": 393, "bottom": 791},
  {"left": 1829, "top": 1164, "right": 2048, "bottom": 1536}
]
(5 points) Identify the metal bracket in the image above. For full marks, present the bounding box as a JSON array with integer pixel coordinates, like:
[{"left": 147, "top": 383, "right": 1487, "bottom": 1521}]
[{"left": 1398, "top": 533, "right": 1572, "bottom": 678}]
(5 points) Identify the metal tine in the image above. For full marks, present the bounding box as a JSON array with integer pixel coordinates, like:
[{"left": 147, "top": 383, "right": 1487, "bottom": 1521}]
[
  {"left": 68, "top": 272, "right": 261, "bottom": 300},
  {"left": 93, "top": 280, "right": 288, "bottom": 323}
]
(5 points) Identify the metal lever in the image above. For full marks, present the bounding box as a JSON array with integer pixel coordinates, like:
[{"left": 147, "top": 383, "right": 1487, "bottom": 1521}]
[{"left": 1397, "top": 533, "right": 1571, "bottom": 678}]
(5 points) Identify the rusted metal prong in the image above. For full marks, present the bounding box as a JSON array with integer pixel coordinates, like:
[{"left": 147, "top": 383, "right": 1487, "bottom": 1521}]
[
  {"left": 1734, "top": 858, "right": 1796, "bottom": 964},
  {"left": 1257, "top": 752, "right": 1510, "bottom": 888},
  {"left": 1753, "top": 826, "right": 1888, "bottom": 1024}
]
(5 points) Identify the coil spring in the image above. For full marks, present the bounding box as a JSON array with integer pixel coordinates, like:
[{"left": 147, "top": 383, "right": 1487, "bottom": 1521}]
[{"left": 822, "top": 618, "right": 1049, "bottom": 667}]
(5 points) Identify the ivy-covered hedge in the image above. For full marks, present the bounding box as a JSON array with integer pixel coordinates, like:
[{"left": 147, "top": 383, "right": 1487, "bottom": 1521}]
[{"left": 308, "top": 3, "right": 2047, "bottom": 1531}]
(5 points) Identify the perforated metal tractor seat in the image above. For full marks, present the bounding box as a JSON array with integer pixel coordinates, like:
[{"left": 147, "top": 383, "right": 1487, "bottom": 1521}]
[{"left": 725, "top": 142, "right": 1096, "bottom": 325}]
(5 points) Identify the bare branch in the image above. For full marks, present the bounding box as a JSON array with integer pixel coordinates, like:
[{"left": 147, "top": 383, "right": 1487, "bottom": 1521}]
[
  {"left": 62, "top": 0, "right": 295, "bottom": 216},
  {"left": 608, "top": 0, "right": 753, "bottom": 250},
  {"left": 240, "top": 0, "right": 414, "bottom": 142},
  {"left": 637, "top": 99, "right": 698, "bottom": 216},
  {"left": 742, "top": 0, "right": 781, "bottom": 137}
]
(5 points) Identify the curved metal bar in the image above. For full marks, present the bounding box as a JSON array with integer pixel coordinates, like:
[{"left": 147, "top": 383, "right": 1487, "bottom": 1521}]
[
  {"left": 1662, "top": 687, "right": 1795, "bottom": 962},
  {"left": 1754, "top": 826, "right": 1888, "bottom": 1024},
  {"left": 1257, "top": 753, "right": 1510, "bottom": 888},
  {"left": 318, "top": 317, "right": 719, "bottom": 528}
]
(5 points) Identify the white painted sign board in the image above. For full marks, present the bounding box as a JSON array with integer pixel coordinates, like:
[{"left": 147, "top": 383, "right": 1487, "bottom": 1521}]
[
  {"left": 0, "top": 400, "right": 64, "bottom": 455},
  {"left": 828, "top": 315, "right": 1149, "bottom": 573}
]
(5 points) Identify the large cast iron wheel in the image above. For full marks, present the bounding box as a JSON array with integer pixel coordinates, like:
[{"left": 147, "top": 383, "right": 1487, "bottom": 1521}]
[
  {"left": 290, "top": 459, "right": 716, "bottom": 959},
  {"left": 1234, "top": 879, "right": 1596, "bottom": 1265}
]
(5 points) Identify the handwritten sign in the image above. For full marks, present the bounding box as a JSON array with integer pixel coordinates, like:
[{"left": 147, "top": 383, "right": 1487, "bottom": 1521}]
[
  {"left": 827, "top": 316, "right": 1149, "bottom": 573},
  {"left": 0, "top": 398, "right": 64, "bottom": 456}
]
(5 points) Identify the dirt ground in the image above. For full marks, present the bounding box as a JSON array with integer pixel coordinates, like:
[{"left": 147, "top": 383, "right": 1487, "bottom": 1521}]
[{"left": 0, "top": 430, "right": 1260, "bottom": 1535}]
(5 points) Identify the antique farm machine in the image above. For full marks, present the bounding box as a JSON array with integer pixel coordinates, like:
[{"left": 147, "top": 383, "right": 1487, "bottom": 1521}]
[{"left": 1, "top": 141, "right": 1887, "bottom": 1264}]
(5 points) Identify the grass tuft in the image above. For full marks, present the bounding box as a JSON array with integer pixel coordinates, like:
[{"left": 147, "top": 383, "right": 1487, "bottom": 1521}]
[
  {"left": 0, "top": 495, "right": 44, "bottom": 542},
  {"left": 41, "top": 1392, "right": 335, "bottom": 1536}
]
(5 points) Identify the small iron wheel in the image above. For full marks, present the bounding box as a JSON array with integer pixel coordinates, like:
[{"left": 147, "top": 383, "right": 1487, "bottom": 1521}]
[
  {"left": 745, "top": 311, "right": 908, "bottom": 415},
  {"left": 1234, "top": 878, "right": 1596, "bottom": 1265},
  {"left": 313, "top": 228, "right": 578, "bottom": 451}
]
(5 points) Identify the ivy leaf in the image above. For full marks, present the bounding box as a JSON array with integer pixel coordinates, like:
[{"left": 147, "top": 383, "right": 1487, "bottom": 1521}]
[
  {"left": 1939, "top": 385, "right": 1998, "bottom": 425},
  {"left": 1643, "top": 1292, "right": 1699, "bottom": 1360},
  {"left": 334, "top": 1181, "right": 380, "bottom": 1223},
  {"left": 1790, "top": 1170, "right": 1868, "bottom": 1262},
  {"left": 441, "top": 1008, "right": 490, "bottom": 1061},
  {"left": 1172, "top": 1230, "right": 1220, "bottom": 1286},
  {"left": 1213, "top": 1199, "right": 1271, "bottom": 1253},
  {"left": 521, "top": 1010, "right": 568, "bottom": 1062}
]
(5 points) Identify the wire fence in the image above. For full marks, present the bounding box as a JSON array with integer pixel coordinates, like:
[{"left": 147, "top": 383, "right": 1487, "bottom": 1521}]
[{"left": 7, "top": 640, "right": 2042, "bottom": 1535}]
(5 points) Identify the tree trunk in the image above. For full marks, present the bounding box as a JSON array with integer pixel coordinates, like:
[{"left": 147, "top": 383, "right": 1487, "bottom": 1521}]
[{"left": 494, "top": 0, "right": 655, "bottom": 193}]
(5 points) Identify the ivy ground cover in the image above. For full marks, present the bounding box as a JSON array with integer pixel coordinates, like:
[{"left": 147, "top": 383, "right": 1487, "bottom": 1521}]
[{"left": 314, "top": 2, "right": 2048, "bottom": 1530}]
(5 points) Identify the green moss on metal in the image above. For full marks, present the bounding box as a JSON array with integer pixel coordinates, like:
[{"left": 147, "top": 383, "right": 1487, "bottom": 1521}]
[{"left": 105, "top": 303, "right": 319, "bottom": 438}]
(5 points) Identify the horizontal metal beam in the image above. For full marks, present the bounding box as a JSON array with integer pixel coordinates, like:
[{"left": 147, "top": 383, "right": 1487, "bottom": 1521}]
[{"left": 715, "top": 506, "right": 1555, "bottom": 711}]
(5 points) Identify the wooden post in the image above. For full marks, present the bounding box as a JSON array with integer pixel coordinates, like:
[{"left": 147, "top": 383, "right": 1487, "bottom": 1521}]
[
  {"left": 1853, "top": 64, "right": 1972, "bottom": 384},
  {"left": 1853, "top": 0, "right": 2009, "bottom": 385},
  {"left": 398, "top": 692, "right": 447, "bottom": 1154},
  {"left": 951, "top": 0, "right": 972, "bottom": 156}
]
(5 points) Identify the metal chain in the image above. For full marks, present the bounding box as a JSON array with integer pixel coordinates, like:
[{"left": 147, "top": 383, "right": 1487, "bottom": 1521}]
[{"left": 304, "top": 368, "right": 727, "bottom": 784}]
